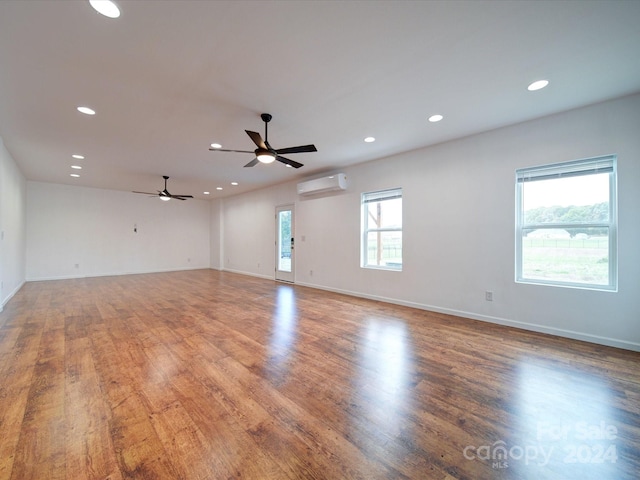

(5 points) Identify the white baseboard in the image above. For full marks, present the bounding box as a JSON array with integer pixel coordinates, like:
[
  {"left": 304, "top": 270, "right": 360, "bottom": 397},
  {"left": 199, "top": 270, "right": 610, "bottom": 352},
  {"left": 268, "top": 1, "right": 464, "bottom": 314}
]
[
  {"left": 12, "top": 269, "right": 638, "bottom": 352},
  {"left": 25, "top": 265, "right": 210, "bottom": 282},
  {"left": 1, "top": 280, "right": 26, "bottom": 311},
  {"left": 295, "top": 281, "right": 640, "bottom": 353},
  {"left": 221, "top": 267, "right": 274, "bottom": 281}
]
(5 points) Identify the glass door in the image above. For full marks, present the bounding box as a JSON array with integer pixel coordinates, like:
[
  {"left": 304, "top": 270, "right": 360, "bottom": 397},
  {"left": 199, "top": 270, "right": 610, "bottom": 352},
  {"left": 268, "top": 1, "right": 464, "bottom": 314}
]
[{"left": 275, "top": 205, "right": 294, "bottom": 282}]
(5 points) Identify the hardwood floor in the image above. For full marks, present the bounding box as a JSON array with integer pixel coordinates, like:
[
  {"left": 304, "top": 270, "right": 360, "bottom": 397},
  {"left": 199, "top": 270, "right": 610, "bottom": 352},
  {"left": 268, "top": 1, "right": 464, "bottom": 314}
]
[{"left": 0, "top": 270, "right": 638, "bottom": 479}]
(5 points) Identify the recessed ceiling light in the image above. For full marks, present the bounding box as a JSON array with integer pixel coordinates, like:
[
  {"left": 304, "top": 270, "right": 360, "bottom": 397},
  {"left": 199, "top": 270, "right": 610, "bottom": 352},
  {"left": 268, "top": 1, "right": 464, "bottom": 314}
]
[
  {"left": 210, "top": 143, "right": 222, "bottom": 149},
  {"left": 527, "top": 80, "right": 549, "bottom": 91},
  {"left": 216, "top": 187, "right": 223, "bottom": 191},
  {"left": 72, "top": 154, "right": 85, "bottom": 159},
  {"left": 70, "top": 173, "right": 80, "bottom": 178},
  {"left": 203, "top": 191, "right": 210, "bottom": 195},
  {"left": 231, "top": 182, "right": 238, "bottom": 186},
  {"left": 89, "top": 0, "right": 120, "bottom": 18},
  {"left": 428, "top": 114, "right": 444, "bottom": 123},
  {"left": 77, "top": 106, "right": 96, "bottom": 115},
  {"left": 364, "top": 137, "right": 375, "bottom": 143},
  {"left": 71, "top": 165, "right": 82, "bottom": 170},
  {"left": 285, "top": 164, "right": 292, "bottom": 168}
]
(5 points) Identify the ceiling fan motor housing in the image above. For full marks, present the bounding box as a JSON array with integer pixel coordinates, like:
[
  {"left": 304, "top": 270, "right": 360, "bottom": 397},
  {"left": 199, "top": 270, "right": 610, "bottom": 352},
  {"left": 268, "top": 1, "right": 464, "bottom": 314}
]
[{"left": 208, "top": 112, "right": 314, "bottom": 169}]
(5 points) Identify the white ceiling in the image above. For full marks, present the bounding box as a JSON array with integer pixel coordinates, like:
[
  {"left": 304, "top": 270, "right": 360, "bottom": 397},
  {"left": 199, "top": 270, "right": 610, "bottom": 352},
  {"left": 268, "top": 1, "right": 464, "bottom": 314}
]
[{"left": 1, "top": 0, "right": 639, "bottom": 199}]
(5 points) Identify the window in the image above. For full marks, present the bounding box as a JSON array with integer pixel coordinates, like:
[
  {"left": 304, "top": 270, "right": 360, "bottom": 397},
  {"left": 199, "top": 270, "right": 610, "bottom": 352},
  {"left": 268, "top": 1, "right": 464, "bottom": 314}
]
[
  {"left": 362, "top": 188, "right": 402, "bottom": 270},
  {"left": 516, "top": 155, "right": 617, "bottom": 290}
]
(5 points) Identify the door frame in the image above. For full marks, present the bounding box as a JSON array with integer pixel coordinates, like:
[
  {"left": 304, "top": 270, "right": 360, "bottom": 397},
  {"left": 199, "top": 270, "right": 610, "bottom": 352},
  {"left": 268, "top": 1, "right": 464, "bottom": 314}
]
[{"left": 275, "top": 204, "right": 295, "bottom": 282}]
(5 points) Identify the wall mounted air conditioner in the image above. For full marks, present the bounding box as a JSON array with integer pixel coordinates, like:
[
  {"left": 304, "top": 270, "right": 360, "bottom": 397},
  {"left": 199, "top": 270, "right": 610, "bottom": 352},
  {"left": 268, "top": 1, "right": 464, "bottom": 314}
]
[{"left": 297, "top": 173, "right": 347, "bottom": 196}]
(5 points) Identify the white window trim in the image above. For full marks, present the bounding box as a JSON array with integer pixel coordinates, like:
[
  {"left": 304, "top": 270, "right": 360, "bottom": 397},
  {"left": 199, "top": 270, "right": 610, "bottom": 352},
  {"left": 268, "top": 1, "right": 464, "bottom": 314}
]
[
  {"left": 515, "top": 155, "right": 617, "bottom": 291},
  {"left": 361, "top": 188, "right": 403, "bottom": 271}
]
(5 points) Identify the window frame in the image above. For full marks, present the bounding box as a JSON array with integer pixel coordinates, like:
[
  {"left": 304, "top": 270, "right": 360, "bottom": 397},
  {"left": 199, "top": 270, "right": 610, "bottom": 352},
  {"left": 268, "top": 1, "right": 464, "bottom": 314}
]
[
  {"left": 515, "top": 155, "right": 617, "bottom": 291},
  {"left": 361, "top": 188, "right": 403, "bottom": 271}
]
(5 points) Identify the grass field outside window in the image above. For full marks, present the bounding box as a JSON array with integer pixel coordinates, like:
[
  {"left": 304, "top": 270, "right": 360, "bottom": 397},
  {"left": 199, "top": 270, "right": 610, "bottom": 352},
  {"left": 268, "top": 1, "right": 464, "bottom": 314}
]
[{"left": 516, "top": 155, "right": 616, "bottom": 290}]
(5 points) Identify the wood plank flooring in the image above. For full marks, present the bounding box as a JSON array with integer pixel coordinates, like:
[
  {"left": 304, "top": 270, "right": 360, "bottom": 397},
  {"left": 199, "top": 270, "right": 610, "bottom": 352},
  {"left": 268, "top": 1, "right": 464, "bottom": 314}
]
[{"left": 0, "top": 269, "right": 638, "bottom": 479}]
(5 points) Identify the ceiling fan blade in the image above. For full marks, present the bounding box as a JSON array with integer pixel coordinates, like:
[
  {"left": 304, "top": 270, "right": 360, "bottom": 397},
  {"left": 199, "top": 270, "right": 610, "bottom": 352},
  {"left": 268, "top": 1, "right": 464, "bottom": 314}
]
[
  {"left": 244, "top": 158, "right": 260, "bottom": 168},
  {"left": 246, "top": 130, "right": 267, "bottom": 150},
  {"left": 134, "top": 177, "right": 193, "bottom": 200},
  {"left": 276, "top": 144, "right": 317, "bottom": 155},
  {"left": 276, "top": 155, "right": 303, "bottom": 169},
  {"left": 209, "top": 148, "right": 254, "bottom": 153}
]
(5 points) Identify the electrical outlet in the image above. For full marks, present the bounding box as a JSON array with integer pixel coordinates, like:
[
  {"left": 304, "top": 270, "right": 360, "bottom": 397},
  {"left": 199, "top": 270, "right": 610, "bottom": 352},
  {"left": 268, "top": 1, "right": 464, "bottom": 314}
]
[{"left": 485, "top": 291, "right": 493, "bottom": 301}]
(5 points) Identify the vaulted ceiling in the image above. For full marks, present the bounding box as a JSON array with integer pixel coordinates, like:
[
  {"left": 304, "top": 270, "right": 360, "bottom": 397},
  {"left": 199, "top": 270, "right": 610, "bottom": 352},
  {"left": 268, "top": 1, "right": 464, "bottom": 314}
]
[{"left": 1, "top": 0, "right": 639, "bottom": 199}]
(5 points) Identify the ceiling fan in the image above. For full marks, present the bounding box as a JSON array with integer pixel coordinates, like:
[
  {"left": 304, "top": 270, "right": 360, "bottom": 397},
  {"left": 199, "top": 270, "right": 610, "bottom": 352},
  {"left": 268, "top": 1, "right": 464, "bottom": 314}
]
[
  {"left": 132, "top": 176, "right": 193, "bottom": 201},
  {"left": 209, "top": 113, "right": 317, "bottom": 168}
]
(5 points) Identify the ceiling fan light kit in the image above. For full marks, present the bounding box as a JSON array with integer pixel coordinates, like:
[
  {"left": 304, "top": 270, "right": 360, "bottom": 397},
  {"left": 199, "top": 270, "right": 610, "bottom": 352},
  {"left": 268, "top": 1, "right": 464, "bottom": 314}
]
[
  {"left": 256, "top": 149, "right": 276, "bottom": 163},
  {"left": 209, "top": 113, "right": 317, "bottom": 169},
  {"left": 132, "top": 176, "right": 194, "bottom": 201}
]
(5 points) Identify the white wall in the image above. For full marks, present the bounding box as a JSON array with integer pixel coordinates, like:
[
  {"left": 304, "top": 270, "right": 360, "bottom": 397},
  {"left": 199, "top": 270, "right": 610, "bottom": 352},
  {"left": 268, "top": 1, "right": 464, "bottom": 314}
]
[
  {"left": 216, "top": 94, "right": 640, "bottom": 351},
  {"left": 26, "top": 182, "right": 211, "bottom": 280},
  {"left": 220, "top": 183, "right": 296, "bottom": 278},
  {"left": 0, "top": 137, "right": 27, "bottom": 309},
  {"left": 209, "top": 198, "right": 222, "bottom": 270},
  {"left": 10, "top": 95, "right": 639, "bottom": 349}
]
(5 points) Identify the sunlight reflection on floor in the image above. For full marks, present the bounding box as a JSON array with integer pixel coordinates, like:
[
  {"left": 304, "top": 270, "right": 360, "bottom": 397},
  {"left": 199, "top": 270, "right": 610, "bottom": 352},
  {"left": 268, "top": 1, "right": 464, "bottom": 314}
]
[
  {"left": 350, "top": 318, "right": 417, "bottom": 462},
  {"left": 507, "top": 360, "right": 621, "bottom": 479},
  {"left": 266, "top": 285, "right": 298, "bottom": 383}
]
